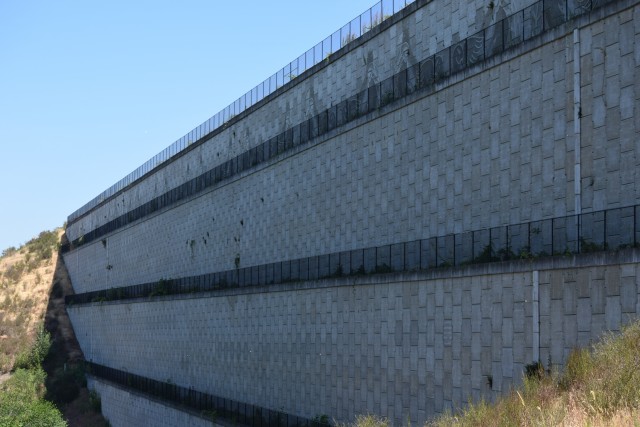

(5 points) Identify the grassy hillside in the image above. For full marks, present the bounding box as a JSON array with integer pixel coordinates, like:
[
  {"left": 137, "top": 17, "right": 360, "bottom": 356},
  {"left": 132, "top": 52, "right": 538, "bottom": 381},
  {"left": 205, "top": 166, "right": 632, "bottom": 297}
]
[
  {"left": 0, "top": 367, "right": 66, "bottom": 426},
  {"left": 0, "top": 230, "right": 62, "bottom": 372},
  {"left": 0, "top": 229, "right": 108, "bottom": 426}
]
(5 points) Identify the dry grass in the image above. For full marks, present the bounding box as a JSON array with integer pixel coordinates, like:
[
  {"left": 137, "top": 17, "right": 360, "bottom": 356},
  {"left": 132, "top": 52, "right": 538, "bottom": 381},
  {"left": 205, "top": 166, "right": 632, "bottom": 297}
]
[
  {"left": 348, "top": 320, "right": 640, "bottom": 427},
  {"left": 0, "top": 229, "right": 108, "bottom": 426},
  {"left": 339, "top": 415, "right": 390, "bottom": 427},
  {"left": 427, "top": 320, "right": 640, "bottom": 427},
  {"left": 0, "top": 229, "right": 62, "bottom": 373}
]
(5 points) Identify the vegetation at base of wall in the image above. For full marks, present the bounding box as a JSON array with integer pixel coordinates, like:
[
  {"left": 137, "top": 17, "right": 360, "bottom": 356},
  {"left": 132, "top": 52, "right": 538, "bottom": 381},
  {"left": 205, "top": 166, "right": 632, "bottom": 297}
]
[
  {"left": 42, "top": 316, "right": 109, "bottom": 426},
  {"left": 347, "top": 318, "right": 640, "bottom": 427},
  {"left": 1, "top": 323, "right": 71, "bottom": 426},
  {"left": 88, "top": 389, "right": 102, "bottom": 413},
  {"left": 339, "top": 414, "right": 390, "bottom": 427},
  {"left": 45, "top": 365, "right": 82, "bottom": 405},
  {"left": 0, "top": 368, "right": 67, "bottom": 427}
]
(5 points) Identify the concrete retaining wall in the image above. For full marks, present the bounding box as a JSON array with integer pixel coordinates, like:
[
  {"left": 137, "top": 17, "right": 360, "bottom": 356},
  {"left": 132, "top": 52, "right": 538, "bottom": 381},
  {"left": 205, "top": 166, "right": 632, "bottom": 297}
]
[
  {"left": 72, "top": 252, "right": 640, "bottom": 425},
  {"left": 87, "top": 377, "right": 218, "bottom": 427},
  {"left": 63, "top": 0, "right": 640, "bottom": 425},
  {"left": 65, "top": 0, "right": 542, "bottom": 244},
  {"left": 65, "top": 0, "right": 640, "bottom": 293}
]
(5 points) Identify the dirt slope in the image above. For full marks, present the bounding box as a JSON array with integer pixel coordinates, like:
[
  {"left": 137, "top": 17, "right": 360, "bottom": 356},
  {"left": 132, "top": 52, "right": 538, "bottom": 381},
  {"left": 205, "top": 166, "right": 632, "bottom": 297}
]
[
  {"left": 0, "top": 229, "right": 64, "bottom": 372},
  {"left": 0, "top": 230, "right": 107, "bottom": 425}
]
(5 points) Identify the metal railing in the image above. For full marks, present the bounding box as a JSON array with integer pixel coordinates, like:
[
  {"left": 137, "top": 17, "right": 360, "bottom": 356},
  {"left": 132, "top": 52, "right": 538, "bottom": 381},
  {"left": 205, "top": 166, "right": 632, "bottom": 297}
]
[
  {"left": 62, "top": 0, "right": 621, "bottom": 252},
  {"left": 86, "top": 362, "right": 328, "bottom": 427},
  {"left": 66, "top": 204, "right": 640, "bottom": 306},
  {"left": 68, "top": 0, "right": 418, "bottom": 224}
]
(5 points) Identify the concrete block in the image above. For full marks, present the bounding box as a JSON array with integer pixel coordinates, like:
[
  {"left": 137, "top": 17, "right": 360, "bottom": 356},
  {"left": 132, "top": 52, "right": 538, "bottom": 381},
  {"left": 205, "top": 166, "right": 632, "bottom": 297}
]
[
  {"left": 551, "top": 299, "right": 563, "bottom": 333},
  {"left": 502, "top": 317, "right": 514, "bottom": 348},
  {"left": 563, "top": 281, "right": 577, "bottom": 315},
  {"left": 550, "top": 273, "right": 563, "bottom": 300},
  {"left": 491, "top": 302, "right": 503, "bottom": 333},
  {"left": 620, "top": 279, "right": 637, "bottom": 313},
  {"left": 550, "top": 333, "right": 564, "bottom": 366},
  {"left": 606, "top": 296, "right": 622, "bottom": 331},
  {"left": 606, "top": 268, "right": 620, "bottom": 296},
  {"left": 577, "top": 330, "right": 591, "bottom": 348},
  {"left": 513, "top": 303, "right": 526, "bottom": 334},
  {"left": 591, "top": 279, "right": 606, "bottom": 314},
  {"left": 577, "top": 298, "right": 592, "bottom": 333},
  {"left": 491, "top": 362, "right": 503, "bottom": 392},
  {"left": 537, "top": 313, "right": 549, "bottom": 351},
  {"left": 501, "top": 348, "right": 513, "bottom": 379},
  {"left": 539, "top": 283, "right": 551, "bottom": 317},
  {"left": 471, "top": 305, "right": 482, "bottom": 333},
  {"left": 512, "top": 333, "right": 525, "bottom": 363},
  {"left": 564, "top": 315, "right": 578, "bottom": 349},
  {"left": 576, "top": 269, "right": 591, "bottom": 298}
]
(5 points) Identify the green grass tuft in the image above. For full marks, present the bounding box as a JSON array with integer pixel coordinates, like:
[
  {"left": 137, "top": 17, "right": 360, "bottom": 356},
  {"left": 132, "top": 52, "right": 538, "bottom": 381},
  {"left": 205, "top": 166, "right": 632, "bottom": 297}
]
[{"left": 0, "top": 368, "right": 67, "bottom": 426}]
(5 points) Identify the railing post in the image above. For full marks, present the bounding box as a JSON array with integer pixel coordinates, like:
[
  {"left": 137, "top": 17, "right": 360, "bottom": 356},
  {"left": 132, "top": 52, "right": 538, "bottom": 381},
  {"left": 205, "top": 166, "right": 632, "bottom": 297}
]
[
  {"left": 435, "top": 236, "right": 438, "bottom": 267},
  {"left": 551, "top": 217, "right": 555, "bottom": 255},
  {"left": 577, "top": 212, "right": 581, "bottom": 254},
  {"left": 489, "top": 227, "right": 493, "bottom": 258},
  {"left": 603, "top": 209, "right": 607, "bottom": 249},
  {"left": 375, "top": 246, "right": 378, "bottom": 272},
  {"left": 483, "top": 26, "right": 486, "bottom": 60},
  {"left": 403, "top": 242, "right": 406, "bottom": 271},
  {"left": 502, "top": 17, "right": 506, "bottom": 51},
  {"left": 404, "top": 67, "right": 409, "bottom": 95},
  {"left": 506, "top": 225, "right": 510, "bottom": 259},
  {"left": 471, "top": 231, "right": 475, "bottom": 262},
  {"left": 453, "top": 233, "right": 457, "bottom": 266}
]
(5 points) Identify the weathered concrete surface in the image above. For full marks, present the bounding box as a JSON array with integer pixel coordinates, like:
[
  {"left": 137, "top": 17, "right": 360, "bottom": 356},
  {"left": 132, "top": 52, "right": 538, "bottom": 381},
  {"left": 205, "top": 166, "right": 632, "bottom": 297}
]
[
  {"left": 70, "top": 253, "right": 640, "bottom": 424},
  {"left": 65, "top": 0, "right": 640, "bottom": 294},
  {"left": 87, "top": 377, "right": 220, "bottom": 427},
  {"left": 63, "top": 0, "right": 640, "bottom": 425}
]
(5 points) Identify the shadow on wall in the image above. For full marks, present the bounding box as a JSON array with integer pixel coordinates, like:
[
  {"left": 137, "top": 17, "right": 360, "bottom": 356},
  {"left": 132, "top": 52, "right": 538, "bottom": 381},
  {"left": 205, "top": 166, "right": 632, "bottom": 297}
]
[{"left": 42, "top": 237, "right": 109, "bottom": 427}]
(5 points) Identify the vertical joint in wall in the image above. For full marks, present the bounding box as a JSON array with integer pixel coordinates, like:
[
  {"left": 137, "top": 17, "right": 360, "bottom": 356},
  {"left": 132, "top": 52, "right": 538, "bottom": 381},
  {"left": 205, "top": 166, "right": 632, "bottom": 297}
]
[
  {"left": 532, "top": 270, "right": 540, "bottom": 363},
  {"left": 573, "top": 28, "right": 582, "bottom": 217}
]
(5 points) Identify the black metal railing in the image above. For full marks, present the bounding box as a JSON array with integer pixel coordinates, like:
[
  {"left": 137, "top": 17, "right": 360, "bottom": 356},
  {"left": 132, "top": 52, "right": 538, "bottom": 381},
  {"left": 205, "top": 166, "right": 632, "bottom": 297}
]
[
  {"left": 61, "top": 0, "right": 622, "bottom": 252},
  {"left": 86, "top": 362, "right": 328, "bottom": 427},
  {"left": 67, "top": 0, "right": 419, "bottom": 224},
  {"left": 67, "top": 0, "right": 620, "bottom": 228},
  {"left": 66, "top": 204, "right": 640, "bottom": 306}
]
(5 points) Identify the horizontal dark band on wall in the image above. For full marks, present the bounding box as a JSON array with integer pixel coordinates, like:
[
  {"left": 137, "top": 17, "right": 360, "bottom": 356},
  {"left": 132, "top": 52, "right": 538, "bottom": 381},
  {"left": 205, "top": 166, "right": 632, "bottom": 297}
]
[
  {"left": 61, "top": 0, "right": 617, "bottom": 252},
  {"left": 66, "top": 204, "right": 640, "bottom": 306},
  {"left": 86, "top": 361, "right": 328, "bottom": 427},
  {"left": 66, "top": 0, "right": 428, "bottom": 227}
]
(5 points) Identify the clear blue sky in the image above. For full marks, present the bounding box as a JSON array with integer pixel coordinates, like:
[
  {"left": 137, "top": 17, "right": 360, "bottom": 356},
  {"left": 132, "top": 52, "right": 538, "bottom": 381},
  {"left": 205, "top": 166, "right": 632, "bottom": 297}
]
[{"left": 0, "top": 0, "right": 377, "bottom": 251}]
